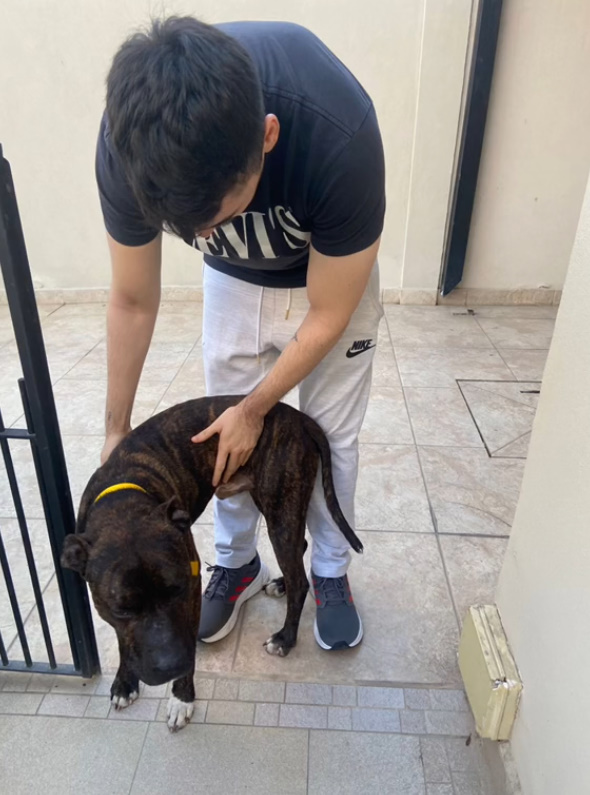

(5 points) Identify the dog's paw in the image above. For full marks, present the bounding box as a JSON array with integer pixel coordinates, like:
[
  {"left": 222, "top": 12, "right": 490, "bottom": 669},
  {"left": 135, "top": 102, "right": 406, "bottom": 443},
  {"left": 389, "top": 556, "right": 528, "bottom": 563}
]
[
  {"left": 264, "top": 577, "right": 285, "bottom": 599},
  {"left": 263, "top": 633, "right": 292, "bottom": 657},
  {"left": 111, "top": 689, "right": 138, "bottom": 710},
  {"left": 166, "top": 695, "right": 194, "bottom": 732}
]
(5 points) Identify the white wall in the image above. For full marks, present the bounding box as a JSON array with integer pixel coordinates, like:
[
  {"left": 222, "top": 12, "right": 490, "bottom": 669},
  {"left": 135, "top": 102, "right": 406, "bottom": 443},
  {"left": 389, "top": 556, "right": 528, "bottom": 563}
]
[
  {"left": 463, "top": 0, "right": 590, "bottom": 291},
  {"left": 495, "top": 172, "right": 590, "bottom": 793},
  {"left": 0, "top": 0, "right": 472, "bottom": 292}
]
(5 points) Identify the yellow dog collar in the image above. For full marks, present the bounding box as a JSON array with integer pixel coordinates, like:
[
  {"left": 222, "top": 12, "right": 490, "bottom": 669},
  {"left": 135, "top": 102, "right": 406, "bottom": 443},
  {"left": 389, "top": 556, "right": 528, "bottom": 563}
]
[
  {"left": 94, "top": 484, "right": 200, "bottom": 577},
  {"left": 94, "top": 482, "right": 148, "bottom": 504}
]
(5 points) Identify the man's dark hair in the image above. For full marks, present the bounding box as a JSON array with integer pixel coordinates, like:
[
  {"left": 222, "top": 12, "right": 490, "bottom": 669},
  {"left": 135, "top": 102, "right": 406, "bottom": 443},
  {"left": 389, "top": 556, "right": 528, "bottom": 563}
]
[{"left": 106, "top": 16, "right": 266, "bottom": 238}]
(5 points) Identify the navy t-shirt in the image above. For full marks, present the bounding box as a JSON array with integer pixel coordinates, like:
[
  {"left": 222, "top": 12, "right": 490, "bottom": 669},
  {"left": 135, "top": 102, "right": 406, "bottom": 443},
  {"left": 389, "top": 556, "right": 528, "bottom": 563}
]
[{"left": 96, "top": 21, "right": 386, "bottom": 288}]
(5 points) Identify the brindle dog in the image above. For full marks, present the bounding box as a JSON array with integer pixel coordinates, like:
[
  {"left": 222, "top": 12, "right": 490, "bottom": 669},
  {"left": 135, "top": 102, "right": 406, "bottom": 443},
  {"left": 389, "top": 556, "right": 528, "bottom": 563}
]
[{"left": 61, "top": 396, "right": 362, "bottom": 731}]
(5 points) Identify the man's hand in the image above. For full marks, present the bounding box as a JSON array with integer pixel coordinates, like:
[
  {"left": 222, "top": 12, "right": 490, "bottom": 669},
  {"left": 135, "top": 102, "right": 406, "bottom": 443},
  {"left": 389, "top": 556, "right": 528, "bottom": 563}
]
[
  {"left": 101, "top": 430, "right": 129, "bottom": 465},
  {"left": 191, "top": 403, "right": 264, "bottom": 486}
]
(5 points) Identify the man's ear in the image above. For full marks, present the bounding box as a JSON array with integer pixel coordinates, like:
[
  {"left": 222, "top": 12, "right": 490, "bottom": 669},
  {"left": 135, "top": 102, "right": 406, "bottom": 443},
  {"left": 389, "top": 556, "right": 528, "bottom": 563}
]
[{"left": 61, "top": 535, "right": 91, "bottom": 578}]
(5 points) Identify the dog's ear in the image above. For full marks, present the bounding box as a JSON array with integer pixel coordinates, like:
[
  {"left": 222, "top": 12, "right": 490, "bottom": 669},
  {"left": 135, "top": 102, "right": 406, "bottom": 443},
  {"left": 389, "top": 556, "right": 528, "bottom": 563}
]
[
  {"left": 170, "top": 508, "right": 191, "bottom": 532},
  {"left": 61, "top": 535, "right": 91, "bottom": 577},
  {"left": 215, "top": 472, "right": 255, "bottom": 500},
  {"left": 162, "top": 498, "right": 191, "bottom": 532}
]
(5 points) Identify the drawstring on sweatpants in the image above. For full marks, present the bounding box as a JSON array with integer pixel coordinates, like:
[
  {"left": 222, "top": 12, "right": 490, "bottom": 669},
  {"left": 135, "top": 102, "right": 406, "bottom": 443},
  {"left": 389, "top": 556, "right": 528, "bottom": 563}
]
[
  {"left": 285, "top": 288, "right": 292, "bottom": 320},
  {"left": 256, "top": 287, "right": 264, "bottom": 364}
]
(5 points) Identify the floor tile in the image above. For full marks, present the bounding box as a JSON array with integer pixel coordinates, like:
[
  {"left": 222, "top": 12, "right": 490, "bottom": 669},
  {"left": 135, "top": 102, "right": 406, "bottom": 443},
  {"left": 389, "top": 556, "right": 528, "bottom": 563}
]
[
  {"left": 254, "top": 702, "right": 280, "bottom": 726},
  {"left": 0, "top": 519, "right": 58, "bottom": 649},
  {"left": 372, "top": 346, "right": 402, "bottom": 389},
  {"left": 0, "top": 434, "right": 103, "bottom": 519},
  {"left": 440, "top": 536, "right": 508, "bottom": 621},
  {"left": 401, "top": 709, "right": 427, "bottom": 734},
  {"left": 498, "top": 349, "right": 549, "bottom": 381},
  {"left": 467, "top": 305, "right": 557, "bottom": 319},
  {"left": 357, "top": 685, "right": 404, "bottom": 708},
  {"left": 356, "top": 445, "right": 433, "bottom": 532},
  {"left": 108, "top": 698, "right": 159, "bottom": 721},
  {"left": 452, "top": 770, "right": 486, "bottom": 794},
  {"left": 308, "top": 731, "right": 424, "bottom": 795},
  {"left": 459, "top": 381, "right": 539, "bottom": 457},
  {"left": 131, "top": 723, "right": 308, "bottom": 795},
  {"left": 286, "top": 682, "right": 332, "bottom": 704},
  {"left": 385, "top": 307, "right": 492, "bottom": 348},
  {"left": 280, "top": 703, "right": 328, "bottom": 728},
  {"left": 0, "top": 715, "right": 147, "bottom": 794},
  {"left": 420, "top": 736, "right": 451, "bottom": 783},
  {"left": 426, "top": 785, "right": 453, "bottom": 795},
  {"left": 0, "top": 692, "right": 42, "bottom": 713},
  {"left": 205, "top": 699, "right": 254, "bottom": 725},
  {"left": 424, "top": 710, "right": 474, "bottom": 736},
  {"left": 51, "top": 378, "right": 168, "bottom": 435},
  {"left": 47, "top": 303, "right": 107, "bottom": 317},
  {"left": 239, "top": 679, "right": 285, "bottom": 702},
  {"left": 233, "top": 531, "right": 461, "bottom": 686},
  {"left": 153, "top": 353, "right": 207, "bottom": 413},
  {"left": 477, "top": 316, "right": 555, "bottom": 349},
  {"left": 151, "top": 309, "right": 202, "bottom": 344},
  {"left": 395, "top": 347, "right": 513, "bottom": 387},
  {"left": 352, "top": 706, "right": 401, "bottom": 732},
  {"left": 328, "top": 705, "right": 352, "bottom": 730},
  {"left": 38, "top": 693, "right": 89, "bottom": 717},
  {"left": 0, "top": 340, "right": 96, "bottom": 426},
  {"left": 359, "top": 386, "right": 413, "bottom": 444},
  {"left": 40, "top": 312, "right": 106, "bottom": 349},
  {"left": 418, "top": 447, "right": 524, "bottom": 536},
  {"left": 63, "top": 341, "right": 193, "bottom": 384},
  {"left": 404, "top": 388, "right": 482, "bottom": 447}
]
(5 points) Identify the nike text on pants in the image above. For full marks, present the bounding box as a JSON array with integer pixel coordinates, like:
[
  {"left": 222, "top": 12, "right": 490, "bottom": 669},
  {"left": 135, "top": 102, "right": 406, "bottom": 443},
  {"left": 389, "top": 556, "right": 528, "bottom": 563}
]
[{"left": 201, "top": 263, "right": 383, "bottom": 578}]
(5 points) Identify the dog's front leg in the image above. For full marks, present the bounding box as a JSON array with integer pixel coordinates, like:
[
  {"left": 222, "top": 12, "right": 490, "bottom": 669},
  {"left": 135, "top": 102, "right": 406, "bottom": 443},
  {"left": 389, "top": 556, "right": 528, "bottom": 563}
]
[
  {"left": 167, "top": 669, "right": 196, "bottom": 732},
  {"left": 111, "top": 633, "right": 139, "bottom": 710}
]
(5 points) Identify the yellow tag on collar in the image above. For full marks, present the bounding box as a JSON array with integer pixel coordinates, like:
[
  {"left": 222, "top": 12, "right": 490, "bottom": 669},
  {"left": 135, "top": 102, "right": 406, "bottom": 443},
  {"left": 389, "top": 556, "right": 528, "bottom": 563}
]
[
  {"left": 94, "top": 483, "right": 148, "bottom": 504},
  {"left": 190, "top": 561, "right": 200, "bottom": 577}
]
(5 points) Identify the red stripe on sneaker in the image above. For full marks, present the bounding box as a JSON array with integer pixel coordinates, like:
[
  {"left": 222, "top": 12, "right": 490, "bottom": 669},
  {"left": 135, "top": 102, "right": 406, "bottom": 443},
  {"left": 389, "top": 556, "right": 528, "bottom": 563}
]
[
  {"left": 235, "top": 586, "right": 247, "bottom": 593},
  {"left": 316, "top": 598, "right": 321, "bottom": 606},
  {"left": 229, "top": 595, "right": 240, "bottom": 603},
  {"left": 241, "top": 577, "right": 254, "bottom": 584}
]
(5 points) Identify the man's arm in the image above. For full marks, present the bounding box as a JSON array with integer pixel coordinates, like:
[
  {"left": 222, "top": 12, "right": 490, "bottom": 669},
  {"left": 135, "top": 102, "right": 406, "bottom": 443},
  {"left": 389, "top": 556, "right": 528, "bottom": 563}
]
[
  {"left": 101, "top": 232, "right": 162, "bottom": 463},
  {"left": 193, "top": 237, "right": 380, "bottom": 485}
]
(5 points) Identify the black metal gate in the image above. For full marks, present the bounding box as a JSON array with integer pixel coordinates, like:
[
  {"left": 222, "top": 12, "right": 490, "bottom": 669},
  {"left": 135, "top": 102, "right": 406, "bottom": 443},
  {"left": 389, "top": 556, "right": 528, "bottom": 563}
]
[{"left": 0, "top": 145, "right": 100, "bottom": 678}]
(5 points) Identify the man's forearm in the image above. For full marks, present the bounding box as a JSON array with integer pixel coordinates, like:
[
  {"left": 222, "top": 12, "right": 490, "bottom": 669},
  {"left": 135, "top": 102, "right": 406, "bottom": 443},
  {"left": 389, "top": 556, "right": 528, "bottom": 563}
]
[
  {"left": 241, "top": 308, "right": 347, "bottom": 421},
  {"left": 105, "top": 300, "right": 158, "bottom": 434}
]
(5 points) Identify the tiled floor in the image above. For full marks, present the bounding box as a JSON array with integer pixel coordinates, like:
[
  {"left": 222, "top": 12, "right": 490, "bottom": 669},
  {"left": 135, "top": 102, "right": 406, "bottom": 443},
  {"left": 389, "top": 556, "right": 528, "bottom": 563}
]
[{"left": 0, "top": 301, "right": 555, "bottom": 792}]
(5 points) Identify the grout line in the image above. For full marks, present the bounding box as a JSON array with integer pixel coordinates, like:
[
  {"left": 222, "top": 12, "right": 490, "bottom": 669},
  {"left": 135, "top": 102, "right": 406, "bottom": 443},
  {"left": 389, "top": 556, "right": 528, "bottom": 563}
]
[
  {"left": 385, "top": 319, "right": 440, "bottom": 549},
  {"left": 434, "top": 533, "right": 462, "bottom": 631},
  {"left": 127, "top": 720, "right": 151, "bottom": 795},
  {"left": 306, "top": 729, "right": 311, "bottom": 792},
  {"left": 455, "top": 381, "right": 492, "bottom": 458}
]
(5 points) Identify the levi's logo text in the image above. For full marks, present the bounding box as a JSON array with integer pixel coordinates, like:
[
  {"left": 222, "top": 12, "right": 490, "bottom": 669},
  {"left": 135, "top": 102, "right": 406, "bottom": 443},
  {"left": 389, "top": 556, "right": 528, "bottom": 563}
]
[
  {"left": 193, "top": 206, "right": 310, "bottom": 260},
  {"left": 346, "top": 339, "right": 376, "bottom": 358}
]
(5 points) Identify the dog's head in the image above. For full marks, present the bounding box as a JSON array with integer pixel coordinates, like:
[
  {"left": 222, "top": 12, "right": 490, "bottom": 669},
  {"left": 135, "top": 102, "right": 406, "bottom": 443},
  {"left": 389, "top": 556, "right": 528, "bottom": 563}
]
[{"left": 61, "top": 499, "right": 199, "bottom": 686}]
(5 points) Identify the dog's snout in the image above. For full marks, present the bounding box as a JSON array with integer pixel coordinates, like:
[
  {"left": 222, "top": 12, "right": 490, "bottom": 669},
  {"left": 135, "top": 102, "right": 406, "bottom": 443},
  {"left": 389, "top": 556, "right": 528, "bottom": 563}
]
[{"left": 141, "top": 617, "right": 192, "bottom": 685}]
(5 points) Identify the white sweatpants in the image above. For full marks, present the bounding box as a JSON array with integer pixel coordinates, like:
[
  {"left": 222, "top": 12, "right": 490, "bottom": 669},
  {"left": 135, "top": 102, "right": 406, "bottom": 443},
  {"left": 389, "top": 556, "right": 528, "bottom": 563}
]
[{"left": 202, "top": 264, "right": 383, "bottom": 578}]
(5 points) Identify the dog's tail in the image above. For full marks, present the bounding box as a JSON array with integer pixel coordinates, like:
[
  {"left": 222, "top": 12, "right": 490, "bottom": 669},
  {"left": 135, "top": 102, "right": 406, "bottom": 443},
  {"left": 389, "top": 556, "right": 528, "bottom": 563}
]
[{"left": 304, "top": 418, "right": 364, "bottom": 554}]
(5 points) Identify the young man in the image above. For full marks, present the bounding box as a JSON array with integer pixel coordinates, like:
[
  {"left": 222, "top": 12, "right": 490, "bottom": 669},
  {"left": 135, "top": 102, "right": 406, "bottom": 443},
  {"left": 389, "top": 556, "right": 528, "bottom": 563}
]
[{"left": 97, "top": 17, "right": 385, "bottom": 650}]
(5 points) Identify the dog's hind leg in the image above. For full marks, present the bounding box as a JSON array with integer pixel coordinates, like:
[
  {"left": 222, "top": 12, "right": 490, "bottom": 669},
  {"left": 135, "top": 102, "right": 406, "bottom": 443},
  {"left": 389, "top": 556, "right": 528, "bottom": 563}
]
[
  {"left": 264, "top": 539, "right": 308, "bottom": 599},
  {"left": 263, "top": 522, "right": 309, "bottom": 657}
]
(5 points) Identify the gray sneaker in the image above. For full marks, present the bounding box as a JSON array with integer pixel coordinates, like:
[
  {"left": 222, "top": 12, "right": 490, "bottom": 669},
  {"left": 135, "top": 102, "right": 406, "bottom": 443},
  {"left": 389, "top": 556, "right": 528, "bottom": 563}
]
[
  {"left": 312, "top": 571, "right": 363, "bottom": 650},
  {"left": 198, "top": 553, "right": 270, "bottom": 643}
]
